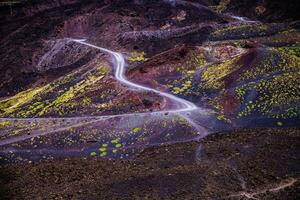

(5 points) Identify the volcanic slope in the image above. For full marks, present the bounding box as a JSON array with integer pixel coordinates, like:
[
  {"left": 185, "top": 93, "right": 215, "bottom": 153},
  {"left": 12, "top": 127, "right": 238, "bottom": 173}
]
[{"left": 0, "top": 0, "right": 299, "bottom": 164}]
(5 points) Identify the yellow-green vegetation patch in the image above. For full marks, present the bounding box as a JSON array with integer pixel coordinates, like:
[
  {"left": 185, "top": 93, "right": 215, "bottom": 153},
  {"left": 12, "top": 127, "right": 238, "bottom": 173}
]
[
  {"left": 214, "top": 0, "right": 231, "bottom": 13},
  {"left": 111, "top": 137, "right": 121, "bottom": 144},
  {"left": 203, "top": 46, "right": 300, "bottom": 123},
  {"left": 171, "top": 116, "right": 187, "bottom": 125},
  {"left": 238, "top": 47, "right": 300, "bottom": 83},
  {"left": 99, "top": 147, "right": 106, "bottom": 152},
  {"left": 90, "top": 152, "right": 97, "bottom": 156},
  {"left": 256, "top": 30, "right": 300, "bottom": 46},
  {"left": 0, "top": 64, "right": 110, "bottom": 117},
  {"left": 216, "top": 114, "right": 232, "bottom": 124},
  {"left": 115, "top": 143, "right": 122, "bottom": 148},
  {"left": 169, "top": 52, "right": 207, "bottom": 96},
  {"left": 236, "top": 71, "right": 300, "bottom": 119},
  {"left": 209, "top": 23, "right": 287, "bottom": 41},
  {"left": 128, "top": 52, "right": 147, "bottom": 62},
  {"left": 208, "top": 97, "right": 232, "bottom": 124},
  {"left": 277, "top": 121, "right": 283, "bottom": 126},
  {"left": 234, "top": 47, "right": 300, "bottom": 120},
  {"left": 102, "top": 143, "right": 108, "bottom": 147},
  {"left": 132, "top": 127, "right": 141, "bottom": 133},
  {"left": 100, "top": 152, "right": 107, "bottom": 157},
  {"left": 43, "top": 74, "right": 104, "bottom": 108},
  {"left": 0, "top": 121, "right": 12, "bottom": 128},
  {"left": 171, "top": 80, "right": 192, "bottom": 94},
  {"left": 82, "top": 97, "right": 91, "bottom": 105},
  {"left": 0, "top": 86, "right": 50, "bottom": 115},
  {"left": 202, "top": 56, "right": 241, "bottom": 90}
]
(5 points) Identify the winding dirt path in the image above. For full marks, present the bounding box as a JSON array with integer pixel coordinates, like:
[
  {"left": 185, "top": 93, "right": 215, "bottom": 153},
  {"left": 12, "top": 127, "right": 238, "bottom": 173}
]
[
  {"left": 0, "top": 39, "right": 208, "bottom": 146},
  {"left": 0, "top": 13, "right": 258, "bottom": 147},
  {"left": 73, "top": 39, "right": 198, "bottom": 111}
]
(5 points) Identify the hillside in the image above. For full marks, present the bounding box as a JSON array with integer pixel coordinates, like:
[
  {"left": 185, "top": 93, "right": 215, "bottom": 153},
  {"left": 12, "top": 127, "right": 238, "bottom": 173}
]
[{"left": 0, "top": 0, "right": 299, "bottom": 199}]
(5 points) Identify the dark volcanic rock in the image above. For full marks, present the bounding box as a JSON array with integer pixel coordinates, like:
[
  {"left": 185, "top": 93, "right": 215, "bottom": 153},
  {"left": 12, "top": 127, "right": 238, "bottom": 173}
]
[
  {"left": 217, "top": 0, "right": 300, "bottom": 22},
  {"left": 0, "top": 128, "right": 299, "bottom": 199}
]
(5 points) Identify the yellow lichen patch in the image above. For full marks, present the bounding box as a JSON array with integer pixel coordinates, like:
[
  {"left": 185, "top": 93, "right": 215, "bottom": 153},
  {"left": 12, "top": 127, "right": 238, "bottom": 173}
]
[
  {"left": 82, "top": 97, "right": 91, "bottom": 105},
  {"left": 38, "top": 74, "right": 104, "bottom": 115},
  {"left": 208, "top": 97, "right": 232, "bottom": 124},
  {"left": 238, "top": 47, "right": 300, "bottom": 83},
  {"left": 111, "top": 137, "right": 121, "bottom": 144},
  {"left": 171, "top": 116, "right": 187, "bottom": 125},
  {"left": 0, "top": 86, "right": 49, "bottom": 115},
  {"left": 176, "top": 53, "right": 206, "bottom": 74},
  {"left": 182, "top": 80, "right": 192, "bottom": 88},
  {"left": 207, "top": 46, "right": 300, "bottom": 121},
  {"left": 217, "top": 114, "right": 232, "bottom": 124},
  {"left": 215, "top": 0, "right": 231, "bottom": 13},
  {"left": 0, "top": 63, "right": 110, "bottom": 117},
  {"left": 128, "top": 52, "right": 146, "bottom": 62},
  {"left": 169, "top": 52, "right": 207, "bottom": 96},
  {"left": 96, "top": 65, "right": 110, "bottom": 74},
  {"left": 18, "top": 101, "right": 47, "bottom": 117},
  {"left": 37, "top": 65, "right": 109, "bottom": 116},
  {"left": 0, "top": 121, "right": 12, "bottom": 128},
  {"left": 172, "top": 87, "right": 184, "bottom": 94},
  {"left": 236, "top": 71, "right": 300, "bottom": 119},
  {"left": 132, "top": 127, "right": 141, "bottom": 133},
  {"left": 202, "top": 57, "right": 241, "bottom": 90},
  {"left": 97, "top": 100, "right": 113, "bottom": 109},
  {"left": 209, "top": 24, "right": 286, "bottom": 41},
  {"left": 171, "top": 80, "right": 192, "bottom": 94}
]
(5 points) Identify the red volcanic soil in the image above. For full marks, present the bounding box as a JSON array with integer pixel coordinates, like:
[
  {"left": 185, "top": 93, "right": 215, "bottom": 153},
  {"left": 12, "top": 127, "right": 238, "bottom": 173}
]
[
  {"left": 219, "top": 94, "right": 240, "bottom": 114},
  {"left": 127, "top": 46, "right": 200, "bottom": 84}
]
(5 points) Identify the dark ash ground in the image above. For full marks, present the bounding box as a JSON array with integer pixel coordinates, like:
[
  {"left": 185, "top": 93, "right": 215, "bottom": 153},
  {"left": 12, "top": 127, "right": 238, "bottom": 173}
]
[{"left": 1, "top": 128, "right": 299, "bottom": 199}]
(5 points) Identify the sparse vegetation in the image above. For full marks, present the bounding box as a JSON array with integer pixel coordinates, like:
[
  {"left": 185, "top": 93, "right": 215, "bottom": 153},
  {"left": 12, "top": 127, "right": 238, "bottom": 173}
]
[
  {"left": 0, "top": 1, "right": 299, "bottom": 199},
  {"left": 209, "top": 23, "right": 288, "bottom": 41},
  {"left": 128, "top": 52, "right": 146, "bottom": 62},
  {"left": 215, "top": 0, "right": 231, "bottom": 13}
]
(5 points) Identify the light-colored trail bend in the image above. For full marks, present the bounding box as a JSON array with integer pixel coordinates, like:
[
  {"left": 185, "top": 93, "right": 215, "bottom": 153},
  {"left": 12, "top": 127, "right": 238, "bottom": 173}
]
[
  {"left": 72, "top": 39, "right": 206, "bottom": 134},
  {"left": 0, "top": 39, "right": 208, "bottom": 146},
  {"left": 72, "top": 39, "right": 198, "bottom": 112}
]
